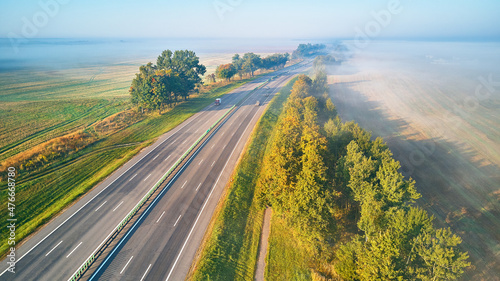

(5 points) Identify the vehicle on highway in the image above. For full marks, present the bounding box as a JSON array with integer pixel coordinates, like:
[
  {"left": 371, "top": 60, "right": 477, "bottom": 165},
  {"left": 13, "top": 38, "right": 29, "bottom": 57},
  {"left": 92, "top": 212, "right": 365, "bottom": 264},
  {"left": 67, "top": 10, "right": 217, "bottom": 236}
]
[
  {"left": 215, "top": 98, "right": 221, "bottom": 105},
  {"left": 256, "top": 101, "right": 260, "bottom": 106}
]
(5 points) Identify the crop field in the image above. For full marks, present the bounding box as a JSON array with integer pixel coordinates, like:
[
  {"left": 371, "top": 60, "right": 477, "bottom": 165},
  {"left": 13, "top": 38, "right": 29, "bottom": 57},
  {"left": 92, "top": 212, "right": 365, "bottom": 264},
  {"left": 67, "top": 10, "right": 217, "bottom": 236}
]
[
  {"left": 328, "top": 41, "right": 500, "bottom": 280},
  {"left": 0, "top": 62, "right": 141, "bottom": 161}
]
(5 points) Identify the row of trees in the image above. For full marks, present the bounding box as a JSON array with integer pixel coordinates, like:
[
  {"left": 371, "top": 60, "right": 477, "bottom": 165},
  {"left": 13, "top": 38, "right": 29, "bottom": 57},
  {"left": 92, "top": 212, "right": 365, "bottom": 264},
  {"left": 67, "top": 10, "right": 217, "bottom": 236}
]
[
  {"left": 291, "top": 43, "right": 326, "bottom": 59},
  {"left": 130, "top": 50, "right": 206, "bottom": 113},
  {"left": 215, "top": 53, "right": 289, "bottom": 81},
  {"left": 313, "top": 54, "right": 340, "bottom": 73},
  {"left": 257, "top": 72, "right": 470, "bottom": 280}
]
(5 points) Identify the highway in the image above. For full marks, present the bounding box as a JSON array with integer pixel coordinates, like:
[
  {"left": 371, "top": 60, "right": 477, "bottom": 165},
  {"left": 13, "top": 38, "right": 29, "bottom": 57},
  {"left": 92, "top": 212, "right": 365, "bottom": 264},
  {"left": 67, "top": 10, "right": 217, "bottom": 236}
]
[{"left": 0, "top": 63, "right": 307, "bottom": 281}]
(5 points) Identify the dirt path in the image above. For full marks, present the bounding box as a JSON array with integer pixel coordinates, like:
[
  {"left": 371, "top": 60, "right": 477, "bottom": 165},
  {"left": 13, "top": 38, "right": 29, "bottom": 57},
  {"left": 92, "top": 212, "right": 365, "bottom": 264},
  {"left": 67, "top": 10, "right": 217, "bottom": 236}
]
[
  {"left": 254, "top": 208, "right": 272, "bottom": 281},
  {"left": 328, "top": 42, "right": 500, "bottom": 280}
]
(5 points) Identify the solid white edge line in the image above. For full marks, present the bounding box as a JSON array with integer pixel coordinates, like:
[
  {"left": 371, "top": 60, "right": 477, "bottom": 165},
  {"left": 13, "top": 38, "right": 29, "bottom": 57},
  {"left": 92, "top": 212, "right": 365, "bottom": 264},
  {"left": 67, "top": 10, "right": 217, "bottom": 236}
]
[
  {"left": 0, "top": 110, "right": 199, "bottom": 276},
  {"left": 156, "top": 211, "right": 166, "bottom": 223},
  {"left": 173, "top": 215, "right": 182, "bottom": 227},
  {"left": 66, "top": 242, "right": 82, "bottom": 258},
  {"left": 45, "top": 240, "right": 63, "bottom": 257},
  {"left": 94, "top": 201, "right": 107, "bottom": 212},
  {"left": 120, "top": 256, "right": 134, "bottom": 274},
  {"left": 165, "top": 100, "right": 262, "bottom": 281},
  {"left": 112, "top": 201, "right": 124, "bottom": 212},
  {"left": 140, "top": 264, "right": 152, "bottom": 281}
]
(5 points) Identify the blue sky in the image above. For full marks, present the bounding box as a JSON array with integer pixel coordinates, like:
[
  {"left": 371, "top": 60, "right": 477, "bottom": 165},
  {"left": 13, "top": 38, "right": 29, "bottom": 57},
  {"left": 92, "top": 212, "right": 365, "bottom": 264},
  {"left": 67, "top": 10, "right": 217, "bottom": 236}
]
[{"left": 1, "top": 0, "right": 499, "bottom": 40}]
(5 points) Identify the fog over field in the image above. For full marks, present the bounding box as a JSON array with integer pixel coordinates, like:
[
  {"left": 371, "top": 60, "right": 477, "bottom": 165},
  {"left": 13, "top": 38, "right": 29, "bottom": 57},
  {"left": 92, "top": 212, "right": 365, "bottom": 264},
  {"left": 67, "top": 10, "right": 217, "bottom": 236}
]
[{"left": 328, "top": 41, "right": 500, "bottom": 280}]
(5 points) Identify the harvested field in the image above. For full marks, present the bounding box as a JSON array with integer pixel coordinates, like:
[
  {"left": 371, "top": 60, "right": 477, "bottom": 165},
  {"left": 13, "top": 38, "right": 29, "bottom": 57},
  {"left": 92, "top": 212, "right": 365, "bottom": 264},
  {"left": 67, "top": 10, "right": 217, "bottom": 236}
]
[{"left": 328, "top": 41, "right": 500, "bottom": 280}]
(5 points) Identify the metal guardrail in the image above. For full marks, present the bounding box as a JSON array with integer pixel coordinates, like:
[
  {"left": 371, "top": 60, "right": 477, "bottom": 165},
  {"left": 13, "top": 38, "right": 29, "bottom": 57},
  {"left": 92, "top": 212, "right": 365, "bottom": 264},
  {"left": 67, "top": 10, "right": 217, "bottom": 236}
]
[{"left": 69, "top": 76, "right": 277, "bottom": 281}]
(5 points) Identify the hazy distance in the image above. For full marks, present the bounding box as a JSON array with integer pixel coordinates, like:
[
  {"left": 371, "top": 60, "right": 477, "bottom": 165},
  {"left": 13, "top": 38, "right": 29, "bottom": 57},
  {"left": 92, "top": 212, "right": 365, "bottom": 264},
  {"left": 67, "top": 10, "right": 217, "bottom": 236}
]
[{"left": 1, "top": 0, "right": 499, "bottom": 40}]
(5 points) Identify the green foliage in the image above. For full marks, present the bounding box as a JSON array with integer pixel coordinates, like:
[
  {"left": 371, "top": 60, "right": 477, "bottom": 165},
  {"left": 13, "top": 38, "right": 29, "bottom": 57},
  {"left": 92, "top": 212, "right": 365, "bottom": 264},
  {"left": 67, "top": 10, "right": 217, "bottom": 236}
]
[
  {"left": 232, "top": 54, "right": 245, "bottom": 79},
  {"left": 313, "top": 55, "right": 340, "bottom": 73},
  {"left": 216, "top": 63, "right": 237, "bottom": 81},
  {"left": 261, "top": 53, "right": 290, "bottom": 70},
  {"left": 156, "top": 49, "right": 206, "bottom": 97},
  {"left": 259, "top": 74, "right": 337, "bottom": 246},
  {"left": 242, "top": 52, "right": 262, "bottom": 77},
  {"left": 231, "top": 52, "right": 289, "bottom": 78},
  {"left": 130, "top": 50, "right": 206, "bottom": 112},
  {"left": 130, "top": 63, "right": 182, "bottom": 113},
  {"left": 336, "top": 207, "right": 470, "bottom": 281},
  {"left": 292, "top": 43, "right": 327, "bottom": 59}
]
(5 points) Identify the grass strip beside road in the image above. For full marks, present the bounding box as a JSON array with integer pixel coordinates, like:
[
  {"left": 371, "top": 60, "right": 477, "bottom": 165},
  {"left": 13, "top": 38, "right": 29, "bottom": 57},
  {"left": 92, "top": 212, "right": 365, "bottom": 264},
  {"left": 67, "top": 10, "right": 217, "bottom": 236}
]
[
  {"left": 189, "top": 77, "right": 298, "bottom": 281},
  {"left": 0, "top": 78, "right": 257, "bottom": 259}
]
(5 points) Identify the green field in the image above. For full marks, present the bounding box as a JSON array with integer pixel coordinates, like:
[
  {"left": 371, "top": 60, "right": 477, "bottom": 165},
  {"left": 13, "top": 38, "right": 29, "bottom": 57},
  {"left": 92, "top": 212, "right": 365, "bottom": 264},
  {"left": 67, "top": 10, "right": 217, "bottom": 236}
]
[
  {"left": 0, "top": 62, "right": 259, "bottom": 258},
  {"left": 0, "top": 63, "right": 140, "bottom": 162},
  {"left": 189, "top": 77, "right": 298, "bottom": 280}
]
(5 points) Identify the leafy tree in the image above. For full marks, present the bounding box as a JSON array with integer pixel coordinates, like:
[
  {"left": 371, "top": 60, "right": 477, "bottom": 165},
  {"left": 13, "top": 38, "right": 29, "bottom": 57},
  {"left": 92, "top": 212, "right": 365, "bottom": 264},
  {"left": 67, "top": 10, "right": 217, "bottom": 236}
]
[
  {"left": 292, "top": 43, "right": 326, "bottom": 59},
  {"left": 156, "top": 49, "right": 206, "bottom": 99},
  {"left": 215, "top": 63, "right": 237, "bottom": 81},
  {"left": 312, "top": 71, "right": 329, "bottom": 95},
  {"left": 232, "top": 54, "right": 245, "bottom": 79},
  {"left": 205, "top": 73, "right": 216, "bottom": 83},
  {"left": 130, "top": 63, "right": 182, "bottom": 113},
  {"left": 262, "top": 53, "right": 289, "bottom": 70},
  {"left": 259, "top": 111, "right": 302, "bottom": 211},
  {"left": 336, "top": 207, "right": 469, "bottom": 281},
  {"left": 290, "top": 107, "right": 329, "bottom": 239},
  {"left": 412, "top": 227, "right": 470, "bottom": 280},
  {"left": 242, "top": 52, "right": 262, "bottom": 76},
  {"left": 313, "top": 55, "right": 339, "bottom": 73},
  {"left": 376, "top": 157, "right": 420, "bottom": 209}
]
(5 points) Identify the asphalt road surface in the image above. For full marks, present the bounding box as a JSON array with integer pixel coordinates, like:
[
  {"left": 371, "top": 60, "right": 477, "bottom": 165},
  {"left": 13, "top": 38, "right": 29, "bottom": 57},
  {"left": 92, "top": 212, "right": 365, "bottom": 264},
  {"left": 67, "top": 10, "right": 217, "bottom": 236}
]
[{"left": 0, "top": 63, "right": 308, "bottom": 281}]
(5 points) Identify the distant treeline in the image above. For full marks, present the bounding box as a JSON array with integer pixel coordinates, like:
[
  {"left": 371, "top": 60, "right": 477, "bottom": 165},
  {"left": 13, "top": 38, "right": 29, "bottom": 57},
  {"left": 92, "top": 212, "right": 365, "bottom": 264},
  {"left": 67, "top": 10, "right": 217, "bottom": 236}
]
[
  {"left": 215, "top": 53, "right": 290, "bottom": 81},
  {"left": 130, "top": 49, "right": 292, "bottom": 112},
  {"left": 257, "top": 71, "right": 470, "bottom": 279},
  {"left": 313, "top": 55, "right": 340, "bottom": 72},
  {"left": 292, "top": 43, "right": 327, "bottom": 58}
]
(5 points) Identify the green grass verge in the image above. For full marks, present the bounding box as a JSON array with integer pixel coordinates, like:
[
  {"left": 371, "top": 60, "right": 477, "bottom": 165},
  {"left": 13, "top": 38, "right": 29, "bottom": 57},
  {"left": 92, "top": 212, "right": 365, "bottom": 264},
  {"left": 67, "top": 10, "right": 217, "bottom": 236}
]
[
  {"left": 189, "top": 77, "right": 298, "bottom": 281},
  {"left": 265, "top": 215, "right": 312, "bottom": 281},
  {"left": 0, "top": 77, "right": 258, "bottom": 258}
]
